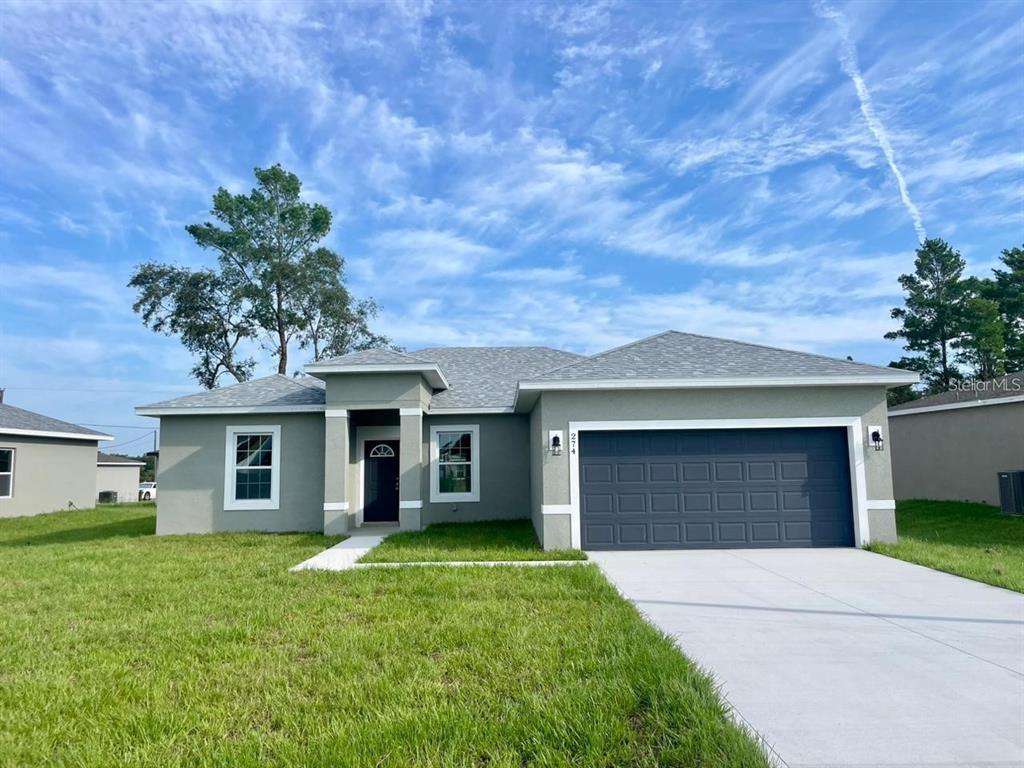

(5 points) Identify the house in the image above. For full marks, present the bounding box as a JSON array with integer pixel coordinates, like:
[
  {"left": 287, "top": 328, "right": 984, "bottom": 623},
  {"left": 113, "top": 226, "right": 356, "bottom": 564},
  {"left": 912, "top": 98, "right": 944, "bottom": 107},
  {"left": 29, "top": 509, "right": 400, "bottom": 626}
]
[
  {"left": 889, "top": 372, "right": 1024, "bottom": 506},
  {"left": 0, "top": 401, "right": 113, "bottom": 518},
  {"left": 96, "top": 452, "right": 146, "bottom": 503},
  {"left": 136, "top": 331, "right": 917, "bottom": 550}
]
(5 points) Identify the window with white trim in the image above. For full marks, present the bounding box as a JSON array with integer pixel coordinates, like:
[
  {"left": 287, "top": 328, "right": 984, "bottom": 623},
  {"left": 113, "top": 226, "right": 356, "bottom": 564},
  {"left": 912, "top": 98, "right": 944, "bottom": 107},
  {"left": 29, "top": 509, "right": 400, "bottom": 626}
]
[
  {"left": 429, "top": 424, "right": 480, "bottom": 503},
  {"left": 224, "top": 425, "right": 281, "bottom": 510},
  {"left": 0, "top": 448, "right": 13, "bottom": 499}
]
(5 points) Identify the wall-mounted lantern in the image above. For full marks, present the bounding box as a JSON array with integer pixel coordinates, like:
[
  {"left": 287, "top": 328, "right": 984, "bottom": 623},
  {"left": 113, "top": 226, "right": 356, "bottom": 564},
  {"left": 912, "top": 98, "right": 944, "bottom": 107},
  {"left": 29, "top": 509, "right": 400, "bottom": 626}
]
[
  {"left": 548, "top": 430, "right": 563, "bottom": 456},
  {"left": 868, "top": 425, "right": 884, "bottom": 451}
]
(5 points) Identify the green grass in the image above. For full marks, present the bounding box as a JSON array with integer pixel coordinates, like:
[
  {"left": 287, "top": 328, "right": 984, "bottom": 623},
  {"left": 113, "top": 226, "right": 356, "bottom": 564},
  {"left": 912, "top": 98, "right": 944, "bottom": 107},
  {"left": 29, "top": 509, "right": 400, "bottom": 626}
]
[
  {"left": 0, "top": 505, "right": 767, "bottom": 768},
  {"left": 361, "top": 518, "right": 587, "bottom": 563},
  {"left": 868, "top": 500, "right": 1024, "bottom": 593}
]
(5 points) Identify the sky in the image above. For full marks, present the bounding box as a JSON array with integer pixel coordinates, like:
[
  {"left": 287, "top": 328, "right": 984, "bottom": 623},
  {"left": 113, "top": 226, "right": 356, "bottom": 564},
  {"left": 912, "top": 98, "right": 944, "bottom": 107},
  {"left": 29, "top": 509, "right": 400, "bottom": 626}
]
[{"left": 0, "top": 0, "right": 1022, "bottom": 453}]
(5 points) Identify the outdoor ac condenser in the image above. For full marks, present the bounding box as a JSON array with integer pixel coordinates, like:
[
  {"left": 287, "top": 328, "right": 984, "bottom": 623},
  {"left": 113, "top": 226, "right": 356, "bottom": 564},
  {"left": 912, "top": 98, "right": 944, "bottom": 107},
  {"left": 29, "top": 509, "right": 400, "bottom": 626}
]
[{"left": 997, "top": 471, "right": 1024, "bottom": 516}]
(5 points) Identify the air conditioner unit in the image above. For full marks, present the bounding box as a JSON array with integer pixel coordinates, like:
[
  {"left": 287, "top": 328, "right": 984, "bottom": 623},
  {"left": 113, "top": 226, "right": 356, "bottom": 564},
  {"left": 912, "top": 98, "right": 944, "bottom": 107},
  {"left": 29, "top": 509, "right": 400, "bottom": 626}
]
[{"left": 997, "top": 471, "right": 1024, "bottom": 516}]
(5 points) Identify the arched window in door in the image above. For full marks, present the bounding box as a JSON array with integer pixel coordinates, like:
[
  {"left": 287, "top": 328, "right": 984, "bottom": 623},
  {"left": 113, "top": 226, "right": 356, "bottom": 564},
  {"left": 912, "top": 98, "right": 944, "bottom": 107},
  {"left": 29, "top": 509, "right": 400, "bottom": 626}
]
[{"left": 369, "top": 443, "right": 396, "bottom": 458}]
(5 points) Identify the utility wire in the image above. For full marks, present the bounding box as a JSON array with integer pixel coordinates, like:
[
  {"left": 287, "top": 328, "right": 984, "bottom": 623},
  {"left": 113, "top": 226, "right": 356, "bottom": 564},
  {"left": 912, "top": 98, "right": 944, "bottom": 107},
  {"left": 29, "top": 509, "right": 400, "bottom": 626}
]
[
  {"left": 80, "top": 423, "right": 158, "bottom": 429},
  {"left": 103, "top": 431, "right": 157, "bottom": 452}
]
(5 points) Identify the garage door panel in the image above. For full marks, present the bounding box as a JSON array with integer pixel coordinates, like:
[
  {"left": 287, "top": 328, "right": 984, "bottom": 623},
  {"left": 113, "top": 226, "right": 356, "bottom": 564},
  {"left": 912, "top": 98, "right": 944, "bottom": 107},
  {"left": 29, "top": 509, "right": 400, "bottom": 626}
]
[{"left": 580, "top": 427, "right": 853, "bottom": 550}]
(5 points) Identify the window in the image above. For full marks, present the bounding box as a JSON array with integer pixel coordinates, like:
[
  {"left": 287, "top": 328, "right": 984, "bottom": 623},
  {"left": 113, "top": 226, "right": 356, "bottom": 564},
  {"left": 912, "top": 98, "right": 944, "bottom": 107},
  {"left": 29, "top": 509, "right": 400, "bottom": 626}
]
[
  {"left": 0, "top": 448, "right": 13, "bottom": 499},
  {"left": 224, "top": 425, "right": 281, "bottom": 510},
  {"left": 429, "top": 424, "right": 480, "bottom": 503}
]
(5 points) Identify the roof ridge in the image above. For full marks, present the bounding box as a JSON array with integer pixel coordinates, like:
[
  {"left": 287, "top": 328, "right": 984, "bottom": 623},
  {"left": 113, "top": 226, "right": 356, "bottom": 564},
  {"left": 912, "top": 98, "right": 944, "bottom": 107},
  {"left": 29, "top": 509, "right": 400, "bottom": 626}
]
[{"left": 533, "top": 330, "right": 678, "bottom": 377}]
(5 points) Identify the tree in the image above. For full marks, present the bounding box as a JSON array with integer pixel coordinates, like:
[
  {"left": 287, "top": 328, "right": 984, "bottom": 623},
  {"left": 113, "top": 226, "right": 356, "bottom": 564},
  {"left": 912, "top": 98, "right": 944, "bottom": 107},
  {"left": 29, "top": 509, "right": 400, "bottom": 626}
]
[
  {"left": 955, "top": 296, "right": 1005, "bottom": 379},
  {"left": 130, "top": 264, "right": 256, "bottom": 388},
  {"left": 885, "top": 238, "right": 970, "bottom": 393},
  {"left": 992, "top": 245, "right": 1024, "bottom": 372},
  {"left": 130, "top": 165, "right": 390, "bottom": 387}
]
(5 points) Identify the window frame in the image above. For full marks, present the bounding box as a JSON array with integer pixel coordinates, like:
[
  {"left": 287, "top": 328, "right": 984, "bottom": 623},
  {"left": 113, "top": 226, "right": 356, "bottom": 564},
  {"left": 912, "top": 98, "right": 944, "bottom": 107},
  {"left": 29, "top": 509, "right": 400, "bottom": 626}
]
[
  {"left": 0, "top": 447, "right": 14, "bottom": 499},
  {"left": 429, "top": 424, "right": 480, "bottom": 503},
  {"left": 223, "top": 425, "right": 282, "bottom": 511}
]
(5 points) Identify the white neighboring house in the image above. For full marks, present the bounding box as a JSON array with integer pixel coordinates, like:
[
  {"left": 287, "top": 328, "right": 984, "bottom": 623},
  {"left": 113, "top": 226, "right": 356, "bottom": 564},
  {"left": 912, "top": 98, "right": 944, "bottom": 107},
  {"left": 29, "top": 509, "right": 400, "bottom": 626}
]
[{"left": 96, "top": 452, "right": 146, "bottom": 503}]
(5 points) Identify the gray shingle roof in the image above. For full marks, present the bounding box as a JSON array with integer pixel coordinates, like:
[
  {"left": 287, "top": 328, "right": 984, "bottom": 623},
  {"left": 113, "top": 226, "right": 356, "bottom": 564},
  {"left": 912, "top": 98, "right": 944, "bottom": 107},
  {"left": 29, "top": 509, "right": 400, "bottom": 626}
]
[
  {"left": 889, "top": 371, "right": 1023, "bottom": 411},
  {"left": 98, "top": 452, "right": 146, "bottom": 465},
  {"left": 0, "top": 403, "right": 109, "bottom": 439},
  {"left": 313, "top": 348, "right": 428, "bottom": 366},
  {"left": 412, "top": 347, "right": 584, "bottom": 409},
  {"left": 531, "top": 331, "right": 908, "bottom": 381},
  {"left": 139, "top": 374, "right": 325, "bottom": 410}
]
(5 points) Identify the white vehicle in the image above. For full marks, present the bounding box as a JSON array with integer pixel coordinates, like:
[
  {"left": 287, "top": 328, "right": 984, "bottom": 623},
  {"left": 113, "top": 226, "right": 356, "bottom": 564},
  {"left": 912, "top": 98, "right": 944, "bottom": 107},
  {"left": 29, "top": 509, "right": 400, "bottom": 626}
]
[{"left": 138, "top": 482, "right": 157, "bottom": 501}]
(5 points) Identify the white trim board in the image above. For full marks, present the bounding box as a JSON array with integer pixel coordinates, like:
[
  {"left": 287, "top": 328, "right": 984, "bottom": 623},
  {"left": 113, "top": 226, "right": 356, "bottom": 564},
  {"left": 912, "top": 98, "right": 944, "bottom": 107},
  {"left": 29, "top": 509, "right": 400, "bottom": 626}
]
[
  {"left": 428, "top": 407, "right": 514, "bottom": 415},
  {"left": 137, "top": 404, "right": 324, "bottom": 417},
  {"left": 888, "top": 394, "right": 1024, "bottom": 417},
  {"left": 519, "top": 373, "right": 918, "bottom": 393},
  {"left": 0, "top": 427, "right": 113, "bottom": 442},
  {"left": 304, "top": 362, "right": 449, "bottom": 390},
  {"left": 565, "top": 417, "right": 870, "bottom": 550},
  {"left": 355, "top": 426, "right": 401, "bottom": 527},
  {"left": 223, "top": 424, "right": 282, "bottom": 512}
]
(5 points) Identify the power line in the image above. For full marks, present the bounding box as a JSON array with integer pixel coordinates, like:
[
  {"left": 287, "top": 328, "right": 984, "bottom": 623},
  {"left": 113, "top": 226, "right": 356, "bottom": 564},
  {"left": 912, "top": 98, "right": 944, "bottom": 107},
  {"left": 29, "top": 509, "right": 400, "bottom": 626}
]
[
  {"left": 104, "top": 431, "right": 157, "bottom": 452},
  {"left": 80, "top": 423, "right": 158, "bottom": 429}
]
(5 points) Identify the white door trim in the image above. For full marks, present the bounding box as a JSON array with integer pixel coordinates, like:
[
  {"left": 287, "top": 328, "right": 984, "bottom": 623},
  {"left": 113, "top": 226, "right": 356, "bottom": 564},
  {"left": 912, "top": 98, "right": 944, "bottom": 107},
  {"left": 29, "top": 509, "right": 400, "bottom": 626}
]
[
  {"left": 355, "top": 426, "right": 400, "bottom": 527},
  {"left": 566, "top": 417, "right": 869, "bottom": 550}
]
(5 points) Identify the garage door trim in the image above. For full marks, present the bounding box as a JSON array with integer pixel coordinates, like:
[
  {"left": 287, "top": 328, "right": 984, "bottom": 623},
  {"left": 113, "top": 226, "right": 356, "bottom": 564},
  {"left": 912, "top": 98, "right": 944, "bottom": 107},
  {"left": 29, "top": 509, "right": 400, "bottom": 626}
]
[{"left": 567, "top": 417, "right": 869, "bottom": 549}]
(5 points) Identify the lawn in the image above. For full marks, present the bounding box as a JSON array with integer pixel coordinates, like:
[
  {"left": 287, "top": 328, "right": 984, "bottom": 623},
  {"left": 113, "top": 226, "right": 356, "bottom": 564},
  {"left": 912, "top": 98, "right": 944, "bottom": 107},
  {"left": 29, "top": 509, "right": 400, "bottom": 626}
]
[
  {"left": 868, "top": 500, "right": 1024, "bottom": 593},
  {"left": 0, "top": 505, "right": 767, "bottom": 768},
  {"left": 360, "top": 518, "right": 587, "bottom": 563}
]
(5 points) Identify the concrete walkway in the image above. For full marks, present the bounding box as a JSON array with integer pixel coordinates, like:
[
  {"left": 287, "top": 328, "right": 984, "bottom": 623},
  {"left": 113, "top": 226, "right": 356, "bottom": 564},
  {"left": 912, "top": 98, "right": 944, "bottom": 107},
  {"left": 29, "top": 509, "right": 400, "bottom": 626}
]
[
  {"left": 290, "top": 525, "right": 401, "bottom": 572},
  {"left": 591, "top": 548, "right": 1024, "bottom": 768}
]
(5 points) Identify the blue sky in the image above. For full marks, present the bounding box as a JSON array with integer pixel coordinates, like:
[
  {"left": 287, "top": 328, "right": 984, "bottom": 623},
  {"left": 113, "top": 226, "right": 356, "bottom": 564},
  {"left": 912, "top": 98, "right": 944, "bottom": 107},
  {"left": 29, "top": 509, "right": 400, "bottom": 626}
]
[{"left": 1, "top": 0, "right": 1022, "bottom": 452}]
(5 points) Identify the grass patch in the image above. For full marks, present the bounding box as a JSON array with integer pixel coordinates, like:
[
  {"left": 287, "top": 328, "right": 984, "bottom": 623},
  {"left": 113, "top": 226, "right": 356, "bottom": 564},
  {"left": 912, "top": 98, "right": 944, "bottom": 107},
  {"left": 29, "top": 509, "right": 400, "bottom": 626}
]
[
  {"left": 868, "top": 500, "right": 1024, "bottom": 593},
  {"left": 361, "top": 518, "right": 587, "bottom": 563},
  {"left": 0, "top": 506, "right": 766, "bottom": 767}
]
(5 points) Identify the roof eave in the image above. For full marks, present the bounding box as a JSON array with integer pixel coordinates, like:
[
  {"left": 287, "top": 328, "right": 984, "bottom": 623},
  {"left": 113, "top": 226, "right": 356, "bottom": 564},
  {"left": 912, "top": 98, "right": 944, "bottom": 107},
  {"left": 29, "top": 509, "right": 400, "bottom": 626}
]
[
  {"left": 0, "top": 427, "right": 114, "bottom": 442},
  {"left": 302, "top": 362, "right": 449, "bottom": 390},
  {"left": 513, "top": 372, "right": 919, "bottom": 410},
  {"left": 135, "top": 404, "right": 327, "bottom": 417}
]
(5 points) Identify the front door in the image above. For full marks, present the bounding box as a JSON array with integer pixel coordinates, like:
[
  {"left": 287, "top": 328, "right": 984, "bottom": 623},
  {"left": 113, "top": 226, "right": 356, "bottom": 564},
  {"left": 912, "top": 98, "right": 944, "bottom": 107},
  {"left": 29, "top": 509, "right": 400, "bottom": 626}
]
[{"left": 364, "top": 440, "right": 399, "bottom": 523}]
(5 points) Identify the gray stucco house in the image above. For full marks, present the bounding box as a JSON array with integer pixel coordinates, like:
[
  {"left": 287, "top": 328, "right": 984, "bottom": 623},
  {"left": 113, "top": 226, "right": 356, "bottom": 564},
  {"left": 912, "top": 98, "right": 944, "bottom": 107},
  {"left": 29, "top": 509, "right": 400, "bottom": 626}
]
[
  {"left": 96, "top": 452, "right": 146, "bottom": 503},
  {"left": 137, "top": 331, "right": 917, "bottom": 550},
  {"left": 889, "top": 372, "right": 1023, "bottom": 506},
  {"left": 0, "top": 402, "right": 113, "bottom": 518}
]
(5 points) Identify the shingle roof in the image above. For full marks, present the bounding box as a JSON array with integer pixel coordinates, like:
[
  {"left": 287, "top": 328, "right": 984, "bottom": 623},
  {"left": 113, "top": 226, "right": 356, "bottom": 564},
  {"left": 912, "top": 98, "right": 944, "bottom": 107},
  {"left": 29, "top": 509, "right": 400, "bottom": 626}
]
[
  {"left": 138, "top": 374, "right": 326, "bottom": 411},
  {"left": 312, "top": 348, "right": 428, "bottom": 366},
  {"left": 531, "top": 331, "right": 908, "bottom": 381},
  {"left": 889, "top": 371, "right": 1023, "bottom": 411},
  {"left": 412, "top": 347, "right": 584, "bottom": 409},
  {"left": 98, "top": 452, "right": 146, "bottom": 465},
  {"left": 0, "top": 403, "right": 109, "bottom": 440}
]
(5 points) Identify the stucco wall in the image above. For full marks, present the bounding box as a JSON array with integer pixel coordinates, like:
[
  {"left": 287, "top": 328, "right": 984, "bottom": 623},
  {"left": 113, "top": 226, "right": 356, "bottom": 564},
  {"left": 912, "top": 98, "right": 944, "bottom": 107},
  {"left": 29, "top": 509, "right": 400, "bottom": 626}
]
[
  {"left": 96, "top": 464, "right": 141, "bottom": 502},
  {"left": 531, "top": 385, "right": 895, "bottom": 549},
  {"left": 325, "top": 373, "right": 431, "bottom": 409},
  {"left": 890, "top": 402, "right": 1024, "bottom": 505},
  {"left": 0, "top": 435, "right": 98, "bottom": 518},
  {"left": 155, "top": 413, "right": 325, "bottom": 534},
  {"left": 419, "top": 414, "right": 531, "bottom": 525}
]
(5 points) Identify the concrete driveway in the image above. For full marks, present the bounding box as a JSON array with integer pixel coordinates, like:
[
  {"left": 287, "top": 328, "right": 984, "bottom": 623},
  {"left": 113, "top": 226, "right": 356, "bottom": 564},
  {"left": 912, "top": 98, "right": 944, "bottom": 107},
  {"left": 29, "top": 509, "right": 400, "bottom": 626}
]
[{"left": 591, "top": 548, "right": 1024, "bottom": 768}]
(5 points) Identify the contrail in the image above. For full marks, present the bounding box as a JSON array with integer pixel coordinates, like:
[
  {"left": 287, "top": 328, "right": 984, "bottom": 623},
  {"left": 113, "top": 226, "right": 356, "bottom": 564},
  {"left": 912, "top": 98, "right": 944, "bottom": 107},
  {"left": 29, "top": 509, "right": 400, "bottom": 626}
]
[{"left": 815, "top": 1, "right": 926, "bottom": 242}]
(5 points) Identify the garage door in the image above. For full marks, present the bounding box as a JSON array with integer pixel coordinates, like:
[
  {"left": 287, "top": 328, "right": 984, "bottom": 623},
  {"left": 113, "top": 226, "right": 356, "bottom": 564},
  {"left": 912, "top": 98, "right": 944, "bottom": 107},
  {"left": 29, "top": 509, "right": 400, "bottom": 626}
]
[{"left": 580, "top": 428, "right": 854, "bottom": 549}]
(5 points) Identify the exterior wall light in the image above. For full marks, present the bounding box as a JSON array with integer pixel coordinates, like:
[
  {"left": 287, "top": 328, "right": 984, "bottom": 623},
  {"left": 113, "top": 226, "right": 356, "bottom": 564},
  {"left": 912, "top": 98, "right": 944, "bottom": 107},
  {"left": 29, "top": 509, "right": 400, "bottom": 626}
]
[
  {"left": 549, "top": 431, "right": 563, "bottom": 456},
  {"left": 868, "top": 425, "right": 884, "bottom": 451}
]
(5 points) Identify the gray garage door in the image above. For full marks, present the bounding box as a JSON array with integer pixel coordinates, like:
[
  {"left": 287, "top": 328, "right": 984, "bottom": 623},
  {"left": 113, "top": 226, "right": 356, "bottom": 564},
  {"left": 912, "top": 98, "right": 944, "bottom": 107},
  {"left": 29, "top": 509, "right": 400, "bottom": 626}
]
[{"left": 580, "top": 428, "right": 854, "bottom": 549}]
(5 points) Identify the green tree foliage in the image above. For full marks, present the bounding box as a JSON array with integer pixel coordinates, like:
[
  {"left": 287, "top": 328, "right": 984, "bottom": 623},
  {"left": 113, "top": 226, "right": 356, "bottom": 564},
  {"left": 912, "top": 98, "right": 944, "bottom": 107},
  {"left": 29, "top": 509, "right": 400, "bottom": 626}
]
[
  {"left": 992, "top": 246, "right": 1023, "bottom": 372},
  {"left": 885, "top": 238, "right": 970, "bottom": 394},
  {"left": 130, "top": 165, "right": 390, "bottom": 387}
]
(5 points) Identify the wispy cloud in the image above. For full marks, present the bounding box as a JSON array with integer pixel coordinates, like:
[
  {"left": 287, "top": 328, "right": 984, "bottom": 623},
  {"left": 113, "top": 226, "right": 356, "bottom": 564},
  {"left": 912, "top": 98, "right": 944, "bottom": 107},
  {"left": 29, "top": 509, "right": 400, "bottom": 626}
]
[{"left": 814, "top": 1, "right": 927, "bottom": 242}]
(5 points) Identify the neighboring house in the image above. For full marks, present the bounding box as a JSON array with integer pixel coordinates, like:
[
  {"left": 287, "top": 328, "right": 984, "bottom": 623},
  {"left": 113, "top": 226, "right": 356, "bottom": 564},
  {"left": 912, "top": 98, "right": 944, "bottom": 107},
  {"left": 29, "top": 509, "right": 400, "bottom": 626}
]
[
  {"left": 889, "top": 372, "right": 1024, "bottom": 506},
  {"left": 136, "top": 331, "right": 917, "bottom": 550},
  {"left": 96, "top": 452, "right": 146, "bottom": 503},
  {"left": 0, "top": 402, "right": 113, "bottom": 518}
]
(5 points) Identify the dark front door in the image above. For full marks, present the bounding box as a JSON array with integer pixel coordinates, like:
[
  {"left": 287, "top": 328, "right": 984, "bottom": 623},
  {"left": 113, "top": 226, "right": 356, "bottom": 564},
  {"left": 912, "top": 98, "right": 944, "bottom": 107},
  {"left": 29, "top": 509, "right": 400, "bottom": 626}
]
[
  {"left": 580, "top": 428, "right": 854, "bottom": 550},
  {"left": 364, "top": 440, "right": 399, "bottom": 523}
]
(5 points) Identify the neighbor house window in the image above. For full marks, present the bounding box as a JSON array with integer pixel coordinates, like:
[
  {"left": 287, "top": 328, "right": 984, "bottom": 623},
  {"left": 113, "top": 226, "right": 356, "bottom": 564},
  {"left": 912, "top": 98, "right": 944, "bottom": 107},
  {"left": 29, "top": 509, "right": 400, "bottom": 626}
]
[
  {"left": 0, "top": 448, "right": 13, "bottom": 499},
  {"left": 429, "top": 424, "right": 480, "bottom": 503},
  {"left": 224, "top": 425, "right": 281, "bottom": 510}
]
